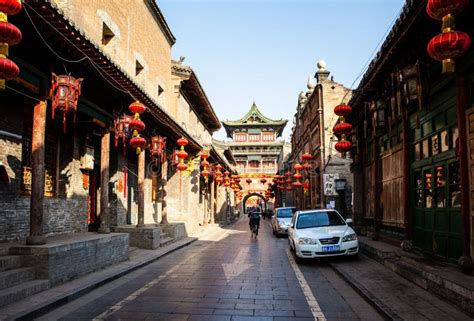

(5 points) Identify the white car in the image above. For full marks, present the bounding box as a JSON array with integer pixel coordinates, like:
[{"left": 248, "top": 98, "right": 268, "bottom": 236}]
[{"left": 288, "top": 209, "right": 359, "bottom": 260}]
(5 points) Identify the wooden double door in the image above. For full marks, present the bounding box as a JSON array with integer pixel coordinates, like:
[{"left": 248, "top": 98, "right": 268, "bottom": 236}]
[{"left": 412, "top": 158, "right": 462, "bottom": 261}]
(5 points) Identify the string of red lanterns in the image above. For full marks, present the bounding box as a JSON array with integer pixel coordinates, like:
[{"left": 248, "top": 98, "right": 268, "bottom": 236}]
[
  {"left": 301, "top": 153, "right": 313, "bottom": 170},
  {"left": 200, "top": 150, "right": 210, "bottom": 181},
  {"left": 0, "top": 0, "right": 22, "bottom": 90},
  {"left": 215, "top": 164, "right": 223, "bottom": 185},
  {"left": 426, "top": 0, "right": 471, "bottom": 73},
  {"left": 293, "top": 164, "right": 303, "bottom": 188},
  {"left": 129, "top": 101, "right": 147, "bottom": 154},
  {"left": 176, "top": 137, "right": 189, "bottom": 172},
  {"left": 333, "top": 103, "right": 353, "bottom": 156}
]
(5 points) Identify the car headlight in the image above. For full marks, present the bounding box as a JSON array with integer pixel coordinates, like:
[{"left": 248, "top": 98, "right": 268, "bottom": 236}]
[
  {"left": 278, "top": 221, "right": 288, "bottom": 227},
  {"left": 342, "top": 233, "right": 358, "bottom": 242},
  {"left": 298, "top": 237, "right": 318, "bottom": 245}
]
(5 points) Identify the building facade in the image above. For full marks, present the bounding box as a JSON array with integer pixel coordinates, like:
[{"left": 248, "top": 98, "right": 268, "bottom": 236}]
[
  {"left": 286, "top": 63, "right": 353, "bottom": 216},
  {"left": 349, "top": 0, "right": 473, "bottom": 267},
  {"left": 222, "top": 103, "right": 287, "bottom": 211}
]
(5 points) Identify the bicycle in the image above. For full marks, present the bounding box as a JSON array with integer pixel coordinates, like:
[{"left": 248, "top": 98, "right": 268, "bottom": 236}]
[{"left": 251, "top": 221, "right": 259, "bottom": 238}]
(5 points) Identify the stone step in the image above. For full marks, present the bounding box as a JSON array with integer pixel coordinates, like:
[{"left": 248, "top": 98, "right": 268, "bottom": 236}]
[
  {"left": 160, "top": 237, "right": 174, "bottom": 247},
  {"left": 160, "top": 232, "right": 169, "bottom": 239},
  {"left": 0, "top": 256, "right": 22, "bottom": 272},
  {"left": 0, "top": 267, "right": 36, "bottom": 291},
  {"left": 0, "top": 279, "right": 50, "bottom": 308},
  {"left": 129, "top": 246, "right": 139, "bottom": 253}
]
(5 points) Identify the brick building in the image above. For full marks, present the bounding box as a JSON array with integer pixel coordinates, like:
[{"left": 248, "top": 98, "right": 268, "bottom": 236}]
[
  {"left": 0, "top": 0, "right": 229, "bottom": 305},
  {"left": 286, "top": 62, "right": 352, "bottom": 216}
]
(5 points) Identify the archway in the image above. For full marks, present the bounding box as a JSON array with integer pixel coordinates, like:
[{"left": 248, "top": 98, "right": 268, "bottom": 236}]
[{"left": 243, "top": 192, "right": 267, "bottom": 214}]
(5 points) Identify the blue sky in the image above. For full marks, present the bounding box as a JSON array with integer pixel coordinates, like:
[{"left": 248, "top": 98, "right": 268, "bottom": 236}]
[{"left": 159, "top": 0, "right": 405, "bottom": 140}]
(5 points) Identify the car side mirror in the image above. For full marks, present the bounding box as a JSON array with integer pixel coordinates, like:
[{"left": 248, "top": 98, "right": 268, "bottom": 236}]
[
  {"left": 271, "top": 215, "right": 275, "bottom": 219},
  {"left": 346, "top": 218, "right": 353, "bottom": 224},
  {"left": 290, "top": 223, "right": 294, "bottom": 228}
]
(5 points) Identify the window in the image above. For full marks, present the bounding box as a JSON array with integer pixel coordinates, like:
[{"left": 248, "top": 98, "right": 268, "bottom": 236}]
[
  {"left": 102, "top": 22, "right": 115, "bottom": 45},
  {"left": 135, "top": 60, "right": 144, "bottom": 76}
]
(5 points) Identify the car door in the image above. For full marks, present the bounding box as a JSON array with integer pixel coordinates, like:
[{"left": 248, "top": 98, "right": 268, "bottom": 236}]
[{"left": 288, "top": 212, "right": 297, "bottom": 245}]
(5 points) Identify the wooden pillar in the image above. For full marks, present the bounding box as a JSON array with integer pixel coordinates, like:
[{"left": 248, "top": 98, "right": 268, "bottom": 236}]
[
  {"left": 210, "top": 179, "right": 215, "bottom": 224},
  {"left": 402, "top": 111, "right": 412, "bottom": 241},
  {"left": 160, "top": 157, "right": 168, "bottom": 224},
  {"left": 98, "top": 131, "right": 110, "bottom": 234},
  {"left": 373, "top": 137, "right": 382, "bottom": 240},
  {"left": 456, "top": 76, "right": 471, "bottom": 257},
  {"left": 137, "top": 149, "right": 145, "bottom": 227},
  {"left": 27, "top": 101, "right": 47, "bottom": 245}
]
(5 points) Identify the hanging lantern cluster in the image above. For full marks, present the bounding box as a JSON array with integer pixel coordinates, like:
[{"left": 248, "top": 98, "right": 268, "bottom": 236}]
[
  {"left": 293, "top": 164, "right": 303, "bottom": 188},
  {"left": 333, "top": 103, "right": 353, "bottom": 156},
  {"left": 176, "top": 137, "right": 188, "bottom": 172},
  {"left": 150, "top": 136, "right": 166, "bottom": 163},
  {"left": 200, "top": 150, "right": 210, "bottom": 180},
  {"left": 215, "top": 164, "right": 223, "bottom": 185},
  {"left": 301, "top": 153, "right": 313, "bottom": 170},
  {"left": 426, "top": 0, "right": 471, "bottom": 73},
  {"left": 128, "top": 101, "right": 147, "bottom": 154},
  {"left": 114, "top": 115, "right": 132, "bottom": 153},
  {"left": 276, "top": 175, "right": 285, "bottom": 190},
  {"left": 0, "top": 0, "right": 22, "bottom": 90},
  {"left": 50, "top": 73, "right": 84, "bottom": 133},
  {"left": 224, "top": 170, "right": 230, "bottom": 187}
]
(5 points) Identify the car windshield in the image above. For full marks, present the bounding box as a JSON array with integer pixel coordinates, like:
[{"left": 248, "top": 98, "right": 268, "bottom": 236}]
[
  {"left": 277, "top": 209, "right": 294, "bottom": 218},
  {"left": 296, "top": 211, "right": 345, "bottom": 229}
]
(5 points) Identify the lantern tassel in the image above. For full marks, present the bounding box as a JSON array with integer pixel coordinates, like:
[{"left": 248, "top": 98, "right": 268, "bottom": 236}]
[{"left": 442, "top": 58, "right": 455, "bottom": 73}]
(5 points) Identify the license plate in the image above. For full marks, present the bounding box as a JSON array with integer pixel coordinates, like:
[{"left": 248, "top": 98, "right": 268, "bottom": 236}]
[{"left": 322, "top": 245, "right": 340, "bottom": 252}]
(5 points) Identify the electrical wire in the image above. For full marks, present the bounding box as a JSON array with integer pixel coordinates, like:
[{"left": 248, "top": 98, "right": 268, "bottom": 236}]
[{"left": 6, "top": 85, "right": 41, "bottom": 102}]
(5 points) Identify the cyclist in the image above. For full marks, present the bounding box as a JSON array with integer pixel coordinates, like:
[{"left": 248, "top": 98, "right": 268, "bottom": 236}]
[{"left": 248, "top": 206, "right": 261, "bottom": 235}]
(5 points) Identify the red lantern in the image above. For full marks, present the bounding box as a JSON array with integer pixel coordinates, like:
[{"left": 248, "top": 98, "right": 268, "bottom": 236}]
[
  {"left": 177, "top": 163, "right": 188, "bottom": 171},
  {"left": 335, "top": 139, "right": 353, "bottom": 154},
  {"left": 301, "top": 153, "right": 312, "bottom": 161},
  {"left": 0, "top": 57, "right": 18, "bottom": 79},
  {"left": 286, "top": 186, "right": 292, "bottom": 192},
  {"left": 286, "top": 178, "right": 292, "bottom": 184},
  {"left": 201, "top": 160, "right": 210, "bottom": 168},
  {"left": 234, "top": 177, "right": 241, "bottom": 183},
  {"left": 0, "top": 0, "right": 23, "bottom": 15},
  {"left": 293, "top": 181, "right": 303, "bottom": 188},
  {"left": 427, "top": 31, "right": 470, "bottom": 73},
  {"left": 176, "top": 150, "right": 188, "bottom": 160},
  {"left": 303, "top": 180, "right": 310, "bottom": 194},
  {"left": 333, "top": 122, "right": 353, "bottom": 135},
  {"left": 0, "top": 22, "right": 21, "bottom": 46},
  {"left": 224, "top": 182, "right": 230, "bottom": 187},
  {"left": 201, "top": 169, "right": 210, "bottom": 178},
  {"left": 129, "top": 119, "right": 146, "bottom": 132},
  {"left": 302, "top": 163, "right": 312, "bottom": 170},
  {"left": 216, "top": 176, "right": 223, "bottom": 184},
  {"left": 293, "top": 173, "right": 302, "bottom": 180},
  {"left": 150, "top": 136, "right": 166, "bottom": 162},
  {"left": 50, "top": 73, "right": 83, "bottom": 133},
  {"left": 130, "top": 136, "right": 147, "bottom": 151},
  {"left": 129, "top": 101, "right": 146, "bottom": 115},
  {"left": 216, "top": 164, "right": 222, "bottom": 171},
  {"left": 426, "top": 0, "right": 471, "bottom": 73},
  {"left": 426, "top": 0, "right": 469, "bottom": 20},
  {"left": 114, "top": 114, "right": 132, "bottom": 151},
  {"left": 294, "top": 164, "right": 303, "bottom": 171},
  {"left": 334, "top": 104, "right": 353, "bottom": 118},
  {"left": 177, "top": 137, "right": 189, "bottom": 147},
  {"left": 201, "top": 151, "right": 209, "bottom": 159}
]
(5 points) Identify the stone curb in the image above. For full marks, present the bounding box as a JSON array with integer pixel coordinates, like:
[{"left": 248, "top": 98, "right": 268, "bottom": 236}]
[
  {"left": 328, "top": 261, "right": 404, "bottom": 321},
  {"left": 0, "top": 237, "right": 199, "bottom": 321}
]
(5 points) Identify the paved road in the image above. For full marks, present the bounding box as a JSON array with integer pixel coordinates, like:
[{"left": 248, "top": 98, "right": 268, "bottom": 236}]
[{"left": 37, "top": 216, "right": 460, "bottom": 321}]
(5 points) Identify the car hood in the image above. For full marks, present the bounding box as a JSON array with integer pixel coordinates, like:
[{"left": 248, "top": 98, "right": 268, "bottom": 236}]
[{"left": 295, "top": 225, "right": 351, "bottom": 238}]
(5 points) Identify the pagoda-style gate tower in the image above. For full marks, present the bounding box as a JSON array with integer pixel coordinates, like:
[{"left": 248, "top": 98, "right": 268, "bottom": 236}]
[{"left": 222, "top": 102, "right": 288, "bottom": 211}]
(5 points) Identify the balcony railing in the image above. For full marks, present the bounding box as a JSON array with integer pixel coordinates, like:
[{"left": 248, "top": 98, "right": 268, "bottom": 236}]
[{"left": 237, "top": 167, "right": 278, "bottom": 174}]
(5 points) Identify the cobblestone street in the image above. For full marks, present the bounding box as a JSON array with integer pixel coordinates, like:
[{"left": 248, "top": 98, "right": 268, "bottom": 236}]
[{"left": 35, "top": 218, "right": 470, "bottom": 321}]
